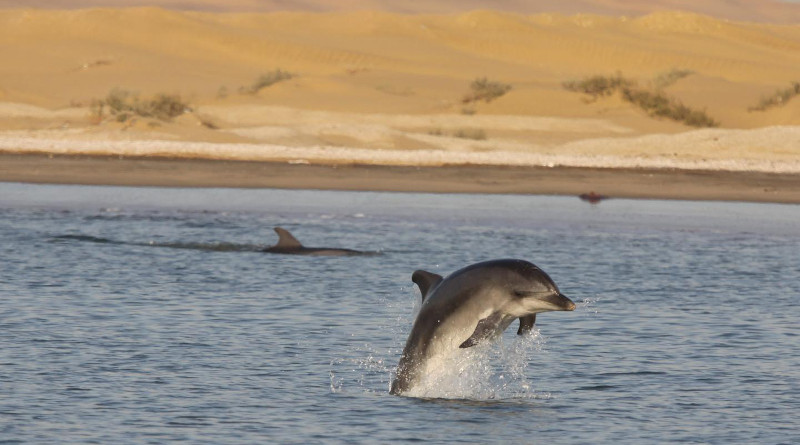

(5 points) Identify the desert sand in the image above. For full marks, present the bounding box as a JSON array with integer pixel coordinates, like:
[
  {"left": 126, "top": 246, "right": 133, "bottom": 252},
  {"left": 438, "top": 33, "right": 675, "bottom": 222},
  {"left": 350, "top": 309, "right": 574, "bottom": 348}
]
[
  {"left": 0, "top": 4, "right": 798, "bottom": 201},
  {"left": 3, "top": 0, "right": 800, "bottom": 23}
]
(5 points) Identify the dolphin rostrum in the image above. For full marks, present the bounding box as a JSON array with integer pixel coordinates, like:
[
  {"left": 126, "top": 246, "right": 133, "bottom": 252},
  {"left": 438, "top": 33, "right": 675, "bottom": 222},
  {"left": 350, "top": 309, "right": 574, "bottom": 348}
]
[
  {"left": 390, "top": 259, "right": 575, "bottom": 396},
  {"left": 262, "top": 227, "right": 374, "bottom": 256}
]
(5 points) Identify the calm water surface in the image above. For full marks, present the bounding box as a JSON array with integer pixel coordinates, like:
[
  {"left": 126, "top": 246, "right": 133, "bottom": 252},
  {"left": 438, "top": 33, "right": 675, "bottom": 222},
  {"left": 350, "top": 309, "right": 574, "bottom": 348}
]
[{"left": 1, "top": 183, "right": 798, "bottom": 444}]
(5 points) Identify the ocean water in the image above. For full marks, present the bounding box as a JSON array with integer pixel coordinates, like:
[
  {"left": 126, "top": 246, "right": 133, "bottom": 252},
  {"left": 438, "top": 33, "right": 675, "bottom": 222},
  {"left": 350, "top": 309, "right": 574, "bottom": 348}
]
[{"left": 1, "top": 182, "right": 798, "bottom": 444}]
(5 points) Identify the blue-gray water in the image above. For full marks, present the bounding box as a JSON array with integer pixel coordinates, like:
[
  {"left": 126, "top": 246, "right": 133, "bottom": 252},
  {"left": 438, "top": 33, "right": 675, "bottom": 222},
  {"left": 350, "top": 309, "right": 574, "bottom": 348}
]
[{"left": 1, "top": 183, "right": 798, "bottom": 444}]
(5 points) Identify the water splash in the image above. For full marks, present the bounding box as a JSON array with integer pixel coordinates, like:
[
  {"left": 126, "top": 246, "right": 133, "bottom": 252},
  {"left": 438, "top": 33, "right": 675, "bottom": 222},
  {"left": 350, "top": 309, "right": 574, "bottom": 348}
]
[
  {"left": 404, "top": 331, "right": 549, "bottom": 400},
  {"left": 576, "top": 296, "right": 601, "bottom": 315},
  {"left": 330, "top": 331, "right": 551, "bottom": 400},
  {"left": 330, "top": 344, "right": 394, "bottom": 394}
]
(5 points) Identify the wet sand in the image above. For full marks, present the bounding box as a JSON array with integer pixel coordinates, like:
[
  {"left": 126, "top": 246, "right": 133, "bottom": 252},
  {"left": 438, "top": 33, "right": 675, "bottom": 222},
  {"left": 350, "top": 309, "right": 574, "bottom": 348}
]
[{"left": 2, "top": 153, "right": 798, "bottom": 203}]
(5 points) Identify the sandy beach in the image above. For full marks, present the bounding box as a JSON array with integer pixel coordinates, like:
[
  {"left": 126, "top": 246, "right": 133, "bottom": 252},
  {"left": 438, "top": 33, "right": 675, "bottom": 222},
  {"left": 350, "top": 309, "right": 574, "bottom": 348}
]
[
  {"left": 1, "top": 2, "right": 798, "bottom": 202},
  {"left": 3, "top": 153, "right": 800, "bottom": 204}
]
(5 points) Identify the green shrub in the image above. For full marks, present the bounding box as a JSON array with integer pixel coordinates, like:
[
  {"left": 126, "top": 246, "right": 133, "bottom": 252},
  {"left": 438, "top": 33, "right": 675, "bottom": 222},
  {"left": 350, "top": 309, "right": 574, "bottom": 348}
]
[
  {"left": 242, "top": 69, "right": 295, "bottom": 94},
  {"left": 94, "top": 88, "right": 189, "bottom": 122},
  {"left": 621, "top": 88, "right": 718, "bottom": 128},
  {"left": 462, "top": 77, "right": 511, "bottom": 104},
  {"left": 562, "top": 73, "right": 634, "bottom": 98},
  {"left": 563, "top": 72, "right": 717, "bottom": 127},
  {"left": 143, "top": 93, "right": 189, "bottom": 120},
  {"left": 749, "top": 81, "right": 800, "bottom": 111},
  {"left": 652, "top": 68, "right": 694, "bottom": 89},
  {"left": 453, "top": 128, "right": 487, "bottom": 140}
]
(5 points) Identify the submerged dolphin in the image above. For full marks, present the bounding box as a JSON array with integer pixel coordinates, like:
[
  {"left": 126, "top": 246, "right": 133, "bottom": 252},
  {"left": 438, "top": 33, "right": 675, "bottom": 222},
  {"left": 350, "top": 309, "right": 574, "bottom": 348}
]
[
  {"left": 390, "top": 259, "right": 575, "bottom": 396},
  {"left": 262, "top": 227, "right": 373, "bottom": 256}
]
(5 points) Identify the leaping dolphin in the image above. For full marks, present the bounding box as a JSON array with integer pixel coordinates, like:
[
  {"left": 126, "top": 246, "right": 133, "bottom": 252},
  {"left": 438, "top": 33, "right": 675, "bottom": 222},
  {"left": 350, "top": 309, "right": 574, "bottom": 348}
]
[
  {"left": 262, "top": 227, "right": 374, "bottom": 256},
  {"left": 390, "top": 258, "right": 575, "bottom": 396}
]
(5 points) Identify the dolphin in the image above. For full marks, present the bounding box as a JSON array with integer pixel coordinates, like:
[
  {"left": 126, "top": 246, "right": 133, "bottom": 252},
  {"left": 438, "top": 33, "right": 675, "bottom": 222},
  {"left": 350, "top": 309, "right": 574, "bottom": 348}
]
[
  {"left": 262, "top": 227, "right": 373, "bottom": 256},
  {"left": 390, "top": 258, "right": 575, "bottom": 396}
]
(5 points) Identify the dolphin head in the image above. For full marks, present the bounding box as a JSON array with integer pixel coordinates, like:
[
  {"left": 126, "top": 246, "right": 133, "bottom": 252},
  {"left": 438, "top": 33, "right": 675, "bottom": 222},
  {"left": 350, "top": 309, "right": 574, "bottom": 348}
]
[{"left": 494, "top": 259, "right": 576, "bottom": 315}]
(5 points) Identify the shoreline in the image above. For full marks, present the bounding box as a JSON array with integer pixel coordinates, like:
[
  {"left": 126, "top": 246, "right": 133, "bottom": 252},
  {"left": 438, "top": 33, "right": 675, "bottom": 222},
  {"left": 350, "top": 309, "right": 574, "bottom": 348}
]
[{"left": 2, "top": 153, "right": 799, "bottom": 204}]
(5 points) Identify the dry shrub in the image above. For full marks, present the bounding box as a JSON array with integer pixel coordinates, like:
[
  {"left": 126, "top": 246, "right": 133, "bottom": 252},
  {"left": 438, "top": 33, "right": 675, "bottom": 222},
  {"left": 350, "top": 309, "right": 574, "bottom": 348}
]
[
  {"left": 621, "top": 88, "right": 718, "bottom": 128},
  {"left": 652, "top": 68, "right": 694, "bottom": 89},
  {"left": 94, "top": 88, "right": 189, "bottom": 122},
  {"left": 564, "top": 72, "right": 718, "bottom": 127},
  {"left": 462, "top": 77, "right": 512, "bottom": 104},
  {"left": 749, "top": 81, "right": 800, "bottom": 111},
  {"left": 241, "top": 69, "right": 295, "bottom": 94},
  {"left": 453, "top": 128, "right": 487, "bottom": 140},
  {"left": 562, "top": 73, "right": 633, "bottom": 98}
]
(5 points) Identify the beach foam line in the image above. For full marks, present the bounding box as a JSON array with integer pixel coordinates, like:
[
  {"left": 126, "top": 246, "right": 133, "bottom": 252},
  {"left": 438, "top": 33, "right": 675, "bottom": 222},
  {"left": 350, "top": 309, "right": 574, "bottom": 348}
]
[{"left": 1, "top": 127, "right": 799, "bottom": 174}]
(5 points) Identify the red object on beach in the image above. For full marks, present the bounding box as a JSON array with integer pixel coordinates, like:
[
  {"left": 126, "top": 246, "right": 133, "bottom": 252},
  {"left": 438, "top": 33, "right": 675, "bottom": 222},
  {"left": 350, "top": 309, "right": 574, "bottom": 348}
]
[{"left": 579, "top": 191, "right": 608, "bottom": 204}]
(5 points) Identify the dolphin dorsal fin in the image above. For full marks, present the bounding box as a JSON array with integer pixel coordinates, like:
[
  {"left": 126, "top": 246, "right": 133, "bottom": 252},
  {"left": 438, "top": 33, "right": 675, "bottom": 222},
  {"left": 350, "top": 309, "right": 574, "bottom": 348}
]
[
  {"left": 273, "top": 227, "right": 303, "bottom": 248},
  {"left": 411, "top": 270, "right": 443, "bottom": 301}
]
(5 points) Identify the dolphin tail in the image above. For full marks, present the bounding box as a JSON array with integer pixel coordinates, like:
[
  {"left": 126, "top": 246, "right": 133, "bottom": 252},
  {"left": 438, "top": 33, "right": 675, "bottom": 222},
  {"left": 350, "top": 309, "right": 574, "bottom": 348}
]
[
  {"left": 273, "top": 227, "right": 303, "bottom": 248},
  {"left": 517, "top": 314, "right": 536, "bottom": 335},
  {"left": 411, "top": 270, "right": 444, "bottom": 301}
]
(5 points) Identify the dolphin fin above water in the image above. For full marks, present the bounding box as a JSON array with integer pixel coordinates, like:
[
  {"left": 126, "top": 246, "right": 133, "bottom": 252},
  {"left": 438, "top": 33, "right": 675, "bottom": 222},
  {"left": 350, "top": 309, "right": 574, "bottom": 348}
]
[
  {"left": 411, "top": 270, "right": 443, "bottom": 301},
  {"left": 517, "top": 314, "right": 536, "bottom": 335},
  {"left": 263, "top": 227, "right": 376, "bottom": 256},
  {"left": 273, "top": 227, "right": 303, "bottom": 248}
]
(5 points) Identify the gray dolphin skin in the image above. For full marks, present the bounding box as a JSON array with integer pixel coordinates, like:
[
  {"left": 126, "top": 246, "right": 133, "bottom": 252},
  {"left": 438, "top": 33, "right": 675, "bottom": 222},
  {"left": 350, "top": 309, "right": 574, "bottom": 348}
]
[
  {"left": 262, "top": 227, "right": 373, "bottom": 256},
  {"left": 390, "top": 259, "right": 575, "bottom": 396}
]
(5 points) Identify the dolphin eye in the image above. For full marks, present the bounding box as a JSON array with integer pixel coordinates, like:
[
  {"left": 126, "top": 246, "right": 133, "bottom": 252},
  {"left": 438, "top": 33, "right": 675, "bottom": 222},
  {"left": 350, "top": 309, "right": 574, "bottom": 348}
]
[{"left": 513, "top": 290, "right": 530, "bottom": 298}]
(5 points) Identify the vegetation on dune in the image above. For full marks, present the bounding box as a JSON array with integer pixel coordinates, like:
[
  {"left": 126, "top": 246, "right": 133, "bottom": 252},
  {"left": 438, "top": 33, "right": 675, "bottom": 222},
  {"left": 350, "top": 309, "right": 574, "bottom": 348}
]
[
  {"left": 621, "top": 88, "right": 718, "bottom": 128},
  {"left": 562, "top": 73, "right": 633, "bottom": 98},
  {"left": 427, "top": 127, "right": 487, "bottom": 140},
  {"left": 452, "top": 128, "right": 487, "bottom": 140},
  {"left": 749, "top": 81, "right": 800, "bottom": 111},
  {"left": 241, "top": 69, "right": 295, "bottom": 95},
  {"left": 652, "top": 68, "right": 694, "bottom": 90},
  {"left": 90, "top": 88, "right": 189, "bottom": 123},
  {"left": 462, "top": 77, "right": 512, "bottom": 104},
  {"left": 563, "top": 71, "right": 718, "bottom": 128}
]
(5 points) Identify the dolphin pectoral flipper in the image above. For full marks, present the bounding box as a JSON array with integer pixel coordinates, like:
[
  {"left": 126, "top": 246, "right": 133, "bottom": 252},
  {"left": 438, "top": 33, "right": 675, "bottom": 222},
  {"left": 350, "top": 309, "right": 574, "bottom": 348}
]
[
  {"left": 273, "top": 227, "right": 303, "bottom": 248},
  {"left": 411, "top": 270, "right": 444, "bottom": 301},
  {"left": 459, "top": 313, "right": 503, "bottom": 348},
  {"left": 517, "top": 314, "right": 536, "bottom": 335}
]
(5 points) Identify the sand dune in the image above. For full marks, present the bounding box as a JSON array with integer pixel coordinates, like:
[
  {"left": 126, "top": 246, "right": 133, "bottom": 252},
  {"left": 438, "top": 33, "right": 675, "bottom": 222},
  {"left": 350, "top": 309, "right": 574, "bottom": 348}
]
[
  {"left": 2, "top": 0, "right": 800, "bottom": 23},
  {"left": 0, "top": 7, "right": 798, "bottom": 172},
  {"left": 1, "top": 8, "right": 798, "bottom": 108}
]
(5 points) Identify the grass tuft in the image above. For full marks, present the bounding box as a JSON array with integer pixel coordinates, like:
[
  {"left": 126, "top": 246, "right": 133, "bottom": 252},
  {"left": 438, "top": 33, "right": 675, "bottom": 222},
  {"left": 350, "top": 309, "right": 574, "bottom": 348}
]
[
  {"left": 563, "top": 72, "right": 718, "bottom": 127},
  {"left": 562, "top": 73, "right": 633, "bottom": 98},
  {"left": 427, "top": 127, "right": 487, "bottom": 140},
  {"left": 749, "top": 81, "right": 800, "bottom": 111},
  {"left": 462, "top": 77, "right": 512, "bottom": 104},
  {"left": 452, "top": 128, "right": 487, "bottom": 140},
  {"left": 241, "top": 69, "right": 295, "bottom": 94},
  {"left": 652, "top": 68, "right": 694, "bottom": 89},
  {"left": 621, "top": 88, "right": 718, "bottom": 127},
  {"left": 91, "top": 88, "right": 189, "bottom": 123}
]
